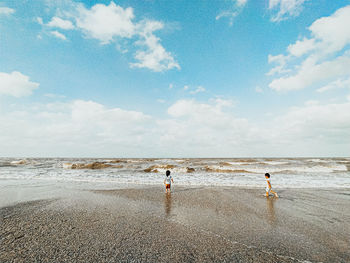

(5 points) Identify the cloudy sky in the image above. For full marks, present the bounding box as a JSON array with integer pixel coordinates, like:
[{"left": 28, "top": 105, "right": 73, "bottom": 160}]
[{"left": 0, "top": 0, "right": 349, "bottom": 157}]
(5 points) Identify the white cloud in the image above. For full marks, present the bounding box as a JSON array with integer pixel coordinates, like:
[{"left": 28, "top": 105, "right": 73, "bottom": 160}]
[
  {"left": 216, "top": 11, "right": 239, "bottom": 25},
  {"left": 284, "top": 5, "right": 350, "bottom": 59},
  {"left": 163, "top": 99, "right": 253, "bottom": 154},
  {"left": 116, "top": 42, "right": 128, "bottom": 54},
  {"left": 0, "top": 71, "right": 39, "bottom": 97},
  {"left": 47, "top": 17, "right": 74, "bottom": 30},
  {"left": 290, "top": 5, "right": 350, "bottom": 57},
  {"left": 317, "top": 78, "right": 350, "bottom": 93},
  {"left": 267, "top": 54, "right": 290, "bottom": 75},
  {"left": 287, "top": 38, "right": 315, "bottom": 57},
  {"left": 0, "top": 97, "right": 349, "bottom": 156},
  {"left": 37, "top": 16, "right": 74, "bottom": 31},
  {"left": 38, "top": 2, "right": 179, "bottom": 72},
  {"left": 182, "top": 85, "right": 206, "bottom": 94},
  {"left": 75, "top": 1, "right": 135, "bottom": 44},
  {"left": 51, "top": 30, "right": 67, "bottom": 40},
  {"left": 308, "top": 6, "right": 350, "bottom": 55},
  {"left": 161, "top": 98, "right": 350, "bottom": 156},
  {"left": 273, "top": 100, "right": 350, "bottom": 146},
  {"left": 0, "top": 100, "right": 153, "bottom": 157},
  {"left": 36, "top": 17, "right": 44, "bottom": 25},
  {"left": 0, "top": 7, "right": 15, "bottom": 15},
  {"left": 211, "top": 98, "right": 235, "bottom": 108},
  {"left": 64, "top": 1, "right": 179, "bottom": 72},
  {"left": 190, "top": 86, "right": 206, "bottom": 94},
  {"left": 167, "top": 100, "right": 194, "bottom": 117},
  {"left": 167, "top": 99, "right": 235, "bottom": 120},
  {"left": 37, "top": 16, "right": 72, "bottom": 40},
  {"left": 216, "top": 0, "right": 248, "bottom": 26},
  {"left": 236, "top": 0, "right": 248, "bottom": 7},
  {"left": 269, "top": 0, "right": 308, "bottom": 22},
  {"left": 130, "top": 21, "right": 180, "bottom": 72},
  {"left": 71, "top": 100, "right": 149, "bottom": 124},
  {"left": 269, "top": 54, "right": 350, "bottom": 91},
  {"left": 268, "top": 5, "right": 350, "bottom": 92}
]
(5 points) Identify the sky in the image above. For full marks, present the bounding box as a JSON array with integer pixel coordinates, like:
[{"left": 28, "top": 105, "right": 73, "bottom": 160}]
[{"left": 0, "top": 0, "right": 350, "bottom": 157}]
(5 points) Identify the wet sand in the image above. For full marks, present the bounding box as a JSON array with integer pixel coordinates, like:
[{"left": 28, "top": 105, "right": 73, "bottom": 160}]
[{"left": 1, "top": 186, "right": 350, "bottom": 262}]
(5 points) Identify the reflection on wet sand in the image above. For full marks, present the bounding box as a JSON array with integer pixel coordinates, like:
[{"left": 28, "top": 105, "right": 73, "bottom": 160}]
[
  {"left": 266, "top": 196, "right": 276, "bottom": 224},
  {"left": 164, "top": 193, "right": 172, "bottom": 217}
]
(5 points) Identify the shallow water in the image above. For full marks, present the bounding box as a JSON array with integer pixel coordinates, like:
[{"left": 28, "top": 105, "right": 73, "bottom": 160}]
[{"left": 0, "top": 157, "right": 349, "bottom": 188}]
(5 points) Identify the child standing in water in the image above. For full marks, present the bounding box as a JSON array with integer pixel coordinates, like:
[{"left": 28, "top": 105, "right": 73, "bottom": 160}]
[
  {"left": 265, "top": 173, "right": 278, "bottom": 197},
  {"left": 164, "top": 170, "right": 174, "bottom": 193}
]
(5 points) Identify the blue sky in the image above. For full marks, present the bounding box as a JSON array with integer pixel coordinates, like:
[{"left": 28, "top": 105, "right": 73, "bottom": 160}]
[{"left": 0, "top": 0, "right": 350, "bottom": 157}]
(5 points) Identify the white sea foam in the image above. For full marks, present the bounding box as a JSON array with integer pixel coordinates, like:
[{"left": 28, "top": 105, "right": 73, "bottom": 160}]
[{"left": 262, "top": 161, "right": 290, "bottom": 165}]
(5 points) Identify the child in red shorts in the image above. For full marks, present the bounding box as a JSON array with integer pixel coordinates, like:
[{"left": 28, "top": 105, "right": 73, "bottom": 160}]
[{"left": 164, "top": 170, "right": 174, "bottom": 193}]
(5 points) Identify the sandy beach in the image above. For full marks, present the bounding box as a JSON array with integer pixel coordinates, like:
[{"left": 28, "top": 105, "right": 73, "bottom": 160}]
[
  {"left": 2, "top": 0, "right": 350, "bottom": 261},
  {"left": 1, "top": 185, "right": 349, "bottom": 262}
]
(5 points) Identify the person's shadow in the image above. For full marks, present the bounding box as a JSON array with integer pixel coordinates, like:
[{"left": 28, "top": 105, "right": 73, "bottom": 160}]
[
  {"left": 266, "top": 196, "right": 277, "bottom": 225},
  {"left": 164, "top": 193, "right": 172, "bottom": 218}
]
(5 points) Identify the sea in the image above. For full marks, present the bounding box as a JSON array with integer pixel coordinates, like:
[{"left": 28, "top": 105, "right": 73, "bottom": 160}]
[{"left": 0, "top": 157, "right": 349, "bottom": 189}]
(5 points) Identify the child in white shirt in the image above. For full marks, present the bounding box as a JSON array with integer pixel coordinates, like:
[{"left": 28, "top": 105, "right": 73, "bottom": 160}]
[{"left": 265, "top": 173, "right": 278, "bottom": 197}]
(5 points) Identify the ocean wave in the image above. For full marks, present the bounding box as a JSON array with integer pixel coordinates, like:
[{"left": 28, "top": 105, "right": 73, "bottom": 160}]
[
  {"left": 0, "top": 161, "right": 14, "bottom": 167},
  {"left": 10, "top": 159, "right": 40, "bottom": 166},
  {"left": 143, "top": 164, "right": 177, "bottom": 172},
  {"left": 205, "top": 166, "right": 253, "bottom": 173},
  {"left": 142, "top": 164, "right": 197, "bottom": 174},
  {"left": 261, "top": 161, "right": 290, "bottom": 165},
  {"left": 63, "top": 162, "right": 123, "bottom": 169},
  {"left": 105, "top": 159, "right": 128, "bottom": 164},
  {"left": 203, "top": 163, "right": 347, "bottom": 174}
]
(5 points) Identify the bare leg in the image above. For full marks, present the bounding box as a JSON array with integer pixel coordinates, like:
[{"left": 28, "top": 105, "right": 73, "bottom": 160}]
[{"left": 270, "top": 190, "right": 279, "bottom": 198}]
